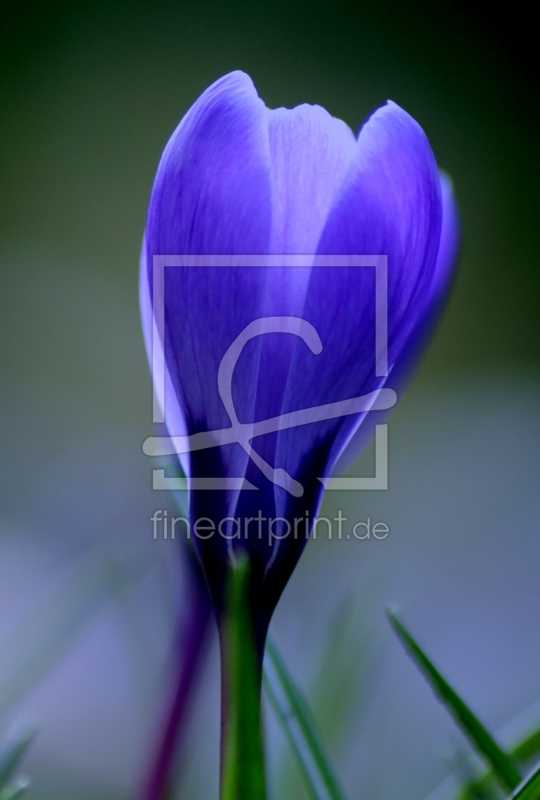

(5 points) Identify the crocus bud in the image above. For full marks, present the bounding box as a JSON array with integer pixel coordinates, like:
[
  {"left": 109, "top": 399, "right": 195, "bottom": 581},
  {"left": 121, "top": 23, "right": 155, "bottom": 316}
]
[{"left": 140, "top": 71, "right": 458, "bottom": 650}]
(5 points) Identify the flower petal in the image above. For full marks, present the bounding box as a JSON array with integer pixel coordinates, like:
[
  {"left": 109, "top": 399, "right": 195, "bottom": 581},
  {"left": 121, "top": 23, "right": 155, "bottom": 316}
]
[
  {"left": 228, "top": 105, "right": 356, "bottom": 536},
  {"left": 304, "top": 100, "right": 443, "bottom": 466},
  {"left": 431, "top": 171, "right": 460, "bottom": 308},
  {"left": 267, "top": 104, "right": 356, "bottom": 256},
  {"left": 146, "top": 70, "right": 272, "bottom": 257},
  {"left": 143, "top": 72, "right": 274, "bottom": 594},
  {"left": 143, "top": 70, "right": 273, "bottom": 442},
  {"left": 260, "top": 102, "right": 443, "bottom": 611},
  {"left": 331, "top": 169, "right": 460, "bottom": 475}
]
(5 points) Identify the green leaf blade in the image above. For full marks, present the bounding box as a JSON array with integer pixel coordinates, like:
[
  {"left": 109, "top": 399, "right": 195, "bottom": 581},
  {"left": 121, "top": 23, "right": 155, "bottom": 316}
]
[
  {"left": 0, "top": 730, "right": 35, "bottom": 790},
  {"left": 509, "top": 763, "right": 540, "bottom": 800},
  {"left": 264, "top": 637, "right": 348, "bottom": 800},
  {"left": 386, "top": 608, "right": 521, "bottom": 792},
  {"left": 428, "top": 700, "right": 540, "bottom": 800},
  {"left": 0, "top": 776, "right": 31, "bottom": 800},
  {"left": 512, "top": 726, "right": 540, "bottom": 766}
]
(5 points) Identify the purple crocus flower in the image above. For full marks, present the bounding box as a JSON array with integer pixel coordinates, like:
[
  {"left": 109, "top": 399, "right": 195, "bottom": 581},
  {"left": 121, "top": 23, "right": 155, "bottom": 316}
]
[{"left": 140, "top": 70, "right": 458, "bottom": 654}]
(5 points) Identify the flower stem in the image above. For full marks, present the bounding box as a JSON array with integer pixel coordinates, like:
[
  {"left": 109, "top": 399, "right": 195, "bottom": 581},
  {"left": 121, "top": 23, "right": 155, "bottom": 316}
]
[{"left": 220, "top": 554, "right": 267, "bottom": 800}]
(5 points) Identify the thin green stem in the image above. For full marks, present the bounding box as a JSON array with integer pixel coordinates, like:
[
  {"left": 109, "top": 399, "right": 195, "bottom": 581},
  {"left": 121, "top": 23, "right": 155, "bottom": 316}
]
[{"left": 220, "top": 554, "right": 266, "bottom": 800}]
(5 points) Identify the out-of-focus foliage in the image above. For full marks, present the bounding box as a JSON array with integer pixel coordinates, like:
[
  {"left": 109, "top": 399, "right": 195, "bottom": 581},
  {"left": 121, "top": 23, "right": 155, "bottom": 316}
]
[{"left": 0, "top": 729, "right": 34, "bottom": 798}]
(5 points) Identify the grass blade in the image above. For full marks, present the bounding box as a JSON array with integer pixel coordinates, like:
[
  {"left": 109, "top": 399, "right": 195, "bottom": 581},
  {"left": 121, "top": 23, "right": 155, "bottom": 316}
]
[
  {"left": 0, "top": 776, "right": 31, "bottom": 800},
  {"left": 309, "top": 599, "right": 373, "bottom": 745},
  {"left": 272, "top": 600, "right": 373, "bottom": 800},
  {"left": 509, "top": 763, "right": 540, "bottom": 800},
  {"left": 425, "top": 700, "right": 540, "bottom": 800},
  {"left": 0, "top": 730, "right": 35, "bottom": 789},
  {"left": 264, "top": 637, "right": 348, "bottom": 800},
  {"left": 386, "top": 608, "right": 521, "bottom": 792},
  {"left": 512, "top": 727, "right": 540, "bottom": 765},
  {"left": 453, "top": 725, "right": 540, "bottom": 800}
]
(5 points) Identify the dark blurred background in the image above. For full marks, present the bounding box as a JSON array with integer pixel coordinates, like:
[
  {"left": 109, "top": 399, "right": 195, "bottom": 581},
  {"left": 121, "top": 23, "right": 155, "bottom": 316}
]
[{"left": 0, "top": 1, "right": 539, "bottom": 799}]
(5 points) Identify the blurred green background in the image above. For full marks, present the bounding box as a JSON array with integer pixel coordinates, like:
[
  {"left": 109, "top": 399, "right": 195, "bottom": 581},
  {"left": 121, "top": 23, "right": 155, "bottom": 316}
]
[{"left": 0, "top": 1, "right": 539, "bottom": 799}]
